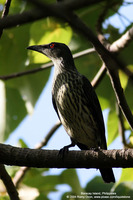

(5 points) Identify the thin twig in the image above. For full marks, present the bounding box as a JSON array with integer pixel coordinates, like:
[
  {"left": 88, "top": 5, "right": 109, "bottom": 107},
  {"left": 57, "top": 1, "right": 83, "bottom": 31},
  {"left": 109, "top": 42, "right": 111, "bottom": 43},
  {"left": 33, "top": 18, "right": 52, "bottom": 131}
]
[
  {"left": 109, "top": 25, "right": 133, "bottom": 52},
  {"left": 0, "top": 48, "right": 95, "bottom": 81},
  {"left": 13, "top": 121, "right": 61, "bottom": 187},
  {"left": 0, "top": 0, "right": 106, "bottom": 30},
  {"left": 92, "top": 25, "right": 133, "bottom": 88},
  {"left": 0, "top": 164, "right": 19, "bottom": 200},
  {"left": 109, "top": 26, "right": 133, "bottom": 80},
  {"left": 35, "top": 121, "right": 61, "bottom": 149},
  {"left": 1, "top": 0, "right": 12, "bottom": 18},
  {"left": 91, "top": 64, "right": 106, "bottom": 88},
  {"left": 96, "top": 2, "right": 111, "bottom": 48},
  {"left": 116, "top": 103, "right": 133, "bottom": 148},
  {"left": 0, "top": 62, "right": 53, "bottom": 81},
  {"left": 13, "top": 167, "right": 29, "bottom": 188}
]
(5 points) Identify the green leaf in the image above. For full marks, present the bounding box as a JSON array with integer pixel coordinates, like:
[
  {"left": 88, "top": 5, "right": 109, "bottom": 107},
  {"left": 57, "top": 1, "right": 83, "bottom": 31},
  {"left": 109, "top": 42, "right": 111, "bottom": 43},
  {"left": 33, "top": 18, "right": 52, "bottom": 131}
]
[
  {"left": 6, "top": 166, "right": 20, "bottom": 178},
  {"left": 125, "top": 78, "right": 133, "bottom": 112},
  {"left": 0, "top": 81, "right": 6, "bottom": 142},
  {"left": 115, "top": 181, "right": 133, "bottom": 198},
  {"left": 0, "top": 23, "right": 51, "bottom": 140},
  {"left": 0, "top": 197, "right": 9, "bottom": 200},
  {"left": 35, "top": 193, "right": 49, "bottom": 200},
  {"left": 60, "top": 169, "right": 82, "bottom": 194},
  {"left": 75, "top": 53, "right": 102, "bottom": 82},
  {"left": 77, "top": 1, "right": 122, "bottom": 33},
  {"left": 119, "top": 70, "right": 128, "bottom": 90},
  {"left": 23, "top": 168, "right": 58, "bottom": 193},
  {"left": 5, "top": 86, "right": 27, "bottom": 140},
  {"left": 18, "top": 138, "right": 29, "bottom": 148},
  {"left": 23, "top": 169, "right": 82, "bottom": 196},
  {"left": 107, "top": 109, "right": 119, "bottom": 146},
  {"left": 119, "top": 169, "right": 133, "bottom": 183},
  {"left": 0, "top": 24, "right": 30, "bottom": 76},
  {"left": 96, "top": 75, "right": 115, "bottom": 111},
  {"left": 85, "top": 176, "right": 114, "bottom": 193},
  {"left": 15, "top": 66, "right": 50, "bottom": 113}
]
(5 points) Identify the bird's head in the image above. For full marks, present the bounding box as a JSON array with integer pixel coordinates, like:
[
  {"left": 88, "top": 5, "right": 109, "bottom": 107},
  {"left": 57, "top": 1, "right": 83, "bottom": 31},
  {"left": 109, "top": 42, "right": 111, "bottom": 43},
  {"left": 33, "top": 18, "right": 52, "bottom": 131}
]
[{"left": 27, "top": 42, "right": 74, "bottom": 64}]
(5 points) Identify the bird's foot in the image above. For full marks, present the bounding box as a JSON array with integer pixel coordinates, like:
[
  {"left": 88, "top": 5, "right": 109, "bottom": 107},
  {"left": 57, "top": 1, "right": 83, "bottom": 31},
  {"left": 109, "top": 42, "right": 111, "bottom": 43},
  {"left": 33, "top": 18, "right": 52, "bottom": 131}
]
[
  {"left": 59, "top": 146, "right": 69, "bottom": 157},
  {"left": 58, "top": 142, "right": 75, "bottom": 158}
]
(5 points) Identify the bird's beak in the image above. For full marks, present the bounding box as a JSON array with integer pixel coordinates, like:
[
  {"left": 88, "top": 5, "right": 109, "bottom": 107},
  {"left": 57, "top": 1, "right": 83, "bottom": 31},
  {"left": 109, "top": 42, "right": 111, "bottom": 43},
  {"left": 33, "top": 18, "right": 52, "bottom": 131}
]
[{"left": 27, "top": 45, "right": 44, "bottom": 53}]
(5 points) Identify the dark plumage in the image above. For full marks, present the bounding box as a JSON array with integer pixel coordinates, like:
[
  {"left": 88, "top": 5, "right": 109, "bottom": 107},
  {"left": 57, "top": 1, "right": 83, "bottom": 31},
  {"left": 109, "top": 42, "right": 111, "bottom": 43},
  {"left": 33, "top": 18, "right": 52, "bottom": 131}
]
[{"left": 27, "top": 42, "right": 115, "bottom": 183}]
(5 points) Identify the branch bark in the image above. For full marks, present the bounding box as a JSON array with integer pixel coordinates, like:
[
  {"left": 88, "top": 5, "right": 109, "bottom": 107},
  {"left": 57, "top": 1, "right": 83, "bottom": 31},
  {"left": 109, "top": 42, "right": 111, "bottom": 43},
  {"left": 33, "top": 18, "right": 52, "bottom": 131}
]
[
  {"left": 0, "top": 143, "right": 133, "bottom": 169},
  {"left": 109, "top": 26, "right": 133, "bottom": 52}
]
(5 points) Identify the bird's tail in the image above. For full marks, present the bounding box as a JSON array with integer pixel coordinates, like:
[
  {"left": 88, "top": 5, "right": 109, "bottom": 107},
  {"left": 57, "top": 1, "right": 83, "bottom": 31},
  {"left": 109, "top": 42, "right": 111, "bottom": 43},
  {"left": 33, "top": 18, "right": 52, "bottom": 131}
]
[{"left": 99, "top": 168, "right": 115, "bottom": 183}]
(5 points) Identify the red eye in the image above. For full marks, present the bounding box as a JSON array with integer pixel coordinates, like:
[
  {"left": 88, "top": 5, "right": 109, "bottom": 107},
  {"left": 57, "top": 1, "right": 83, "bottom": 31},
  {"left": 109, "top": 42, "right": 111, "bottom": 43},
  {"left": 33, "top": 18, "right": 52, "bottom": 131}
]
[{"left": 50, "top": 43, "right": 55, "bottom": 49}]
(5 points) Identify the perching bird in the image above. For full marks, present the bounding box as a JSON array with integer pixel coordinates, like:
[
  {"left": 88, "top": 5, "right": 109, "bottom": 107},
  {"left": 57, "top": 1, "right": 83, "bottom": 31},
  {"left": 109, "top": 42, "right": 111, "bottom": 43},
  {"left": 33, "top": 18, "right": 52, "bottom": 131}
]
[{"left": 27, "top": 42, "right": 115, "bottom": 183}]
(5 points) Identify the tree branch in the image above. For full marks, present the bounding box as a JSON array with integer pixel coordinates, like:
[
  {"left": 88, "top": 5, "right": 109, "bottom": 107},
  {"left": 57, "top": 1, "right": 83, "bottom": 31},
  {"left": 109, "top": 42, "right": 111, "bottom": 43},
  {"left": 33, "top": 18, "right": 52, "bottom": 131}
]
[
  {"left": 64, "top": 12, "right": 133, "bottom": 131},
  {"left": 0, "top": 1, "right": 132, "bottom": 80},
  {"left": 1, "top": 0, "right": 12, "bottom": 18},
  {"left": 0, "top": 0, "right": 12, "bottom": 38},
  {"left": 0, "top": 62, "right": 52, "bottom": 81},
  {"left": 0, "top": 143, "right": 133, "bottom": 168},
  {"left": 0, "top": 8, "right": 46, "bottom": 29},
  {"left": 0, "top": 164, "right": 19, "bottom": 200},
  {"left": 0, "top": 1, "right": 19, "bottom": 199},
  {"left": 109, "top": 25, "right": 133, "bottom": 52},
  {"left": 108, "top": 26, "right": 133, "bottom": 80},
  {"left": 0, "top": 48, "right": 95, "bottom": 81},
  {"left": 0, "top": 0, "right": 106, "bottom": 29},
  {"left": 90, "top": 25, "right": 133, "bottom": 88},
  {"left": 35, "top": 121, "right": 61, "bottom": 149},
  {"left": 57, "top": 0, "right": 107, "bottom": 11},
  {"left": 91, "top": 64, "right": 106, "bottom": 88},
  {"left": 96, "top": 1, "right": 111, "bottom": 48},
  {"left": 116, "top": 103, "right": 133, "bottom": 148}
]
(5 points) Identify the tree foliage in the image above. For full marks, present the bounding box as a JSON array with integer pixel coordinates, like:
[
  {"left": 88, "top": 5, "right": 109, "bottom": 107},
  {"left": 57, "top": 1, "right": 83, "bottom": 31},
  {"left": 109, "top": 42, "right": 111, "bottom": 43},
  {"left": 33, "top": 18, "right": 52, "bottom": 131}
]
[{"left": 0, "top": 0, "right": 133, "bottom": 199}]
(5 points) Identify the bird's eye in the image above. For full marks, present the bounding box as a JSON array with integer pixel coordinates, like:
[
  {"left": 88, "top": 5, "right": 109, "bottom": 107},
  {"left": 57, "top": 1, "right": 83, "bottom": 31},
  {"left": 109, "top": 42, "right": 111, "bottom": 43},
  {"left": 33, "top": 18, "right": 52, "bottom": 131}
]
[{"left": 50, "top": 43, "right": 55, "bottom": 49}]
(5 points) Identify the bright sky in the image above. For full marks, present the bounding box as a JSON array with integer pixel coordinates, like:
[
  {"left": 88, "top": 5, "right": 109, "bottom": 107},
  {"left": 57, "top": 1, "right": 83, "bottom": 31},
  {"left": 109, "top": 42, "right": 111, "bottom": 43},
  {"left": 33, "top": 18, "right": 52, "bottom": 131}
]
[{"left": 6, "top": 1, "right": 133, "bottom": 200}]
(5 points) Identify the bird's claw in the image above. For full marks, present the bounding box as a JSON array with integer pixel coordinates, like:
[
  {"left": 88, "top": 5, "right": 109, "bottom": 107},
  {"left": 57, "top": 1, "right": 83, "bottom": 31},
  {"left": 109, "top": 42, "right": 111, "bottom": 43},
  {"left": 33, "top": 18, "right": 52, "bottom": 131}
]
[{"left": 58, "top": 146, "right": 69, "bottom": 158}]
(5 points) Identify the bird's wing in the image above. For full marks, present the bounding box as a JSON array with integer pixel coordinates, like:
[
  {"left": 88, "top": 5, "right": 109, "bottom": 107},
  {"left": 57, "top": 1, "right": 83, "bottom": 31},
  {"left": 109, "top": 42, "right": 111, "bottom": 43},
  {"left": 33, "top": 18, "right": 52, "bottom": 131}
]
[
  {"left": 81, "top": 75, "right": 107, "bottom": 149},
  {"left": 52, "top": 95, "right": 61, "bottom": 121}
]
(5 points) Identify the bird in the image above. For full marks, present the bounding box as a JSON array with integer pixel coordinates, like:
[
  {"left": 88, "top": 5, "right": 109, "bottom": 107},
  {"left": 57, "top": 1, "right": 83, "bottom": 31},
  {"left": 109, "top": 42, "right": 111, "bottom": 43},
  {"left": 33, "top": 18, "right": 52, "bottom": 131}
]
[{"left": 27, "top": 42, "right": 115, "bottom": 183}]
